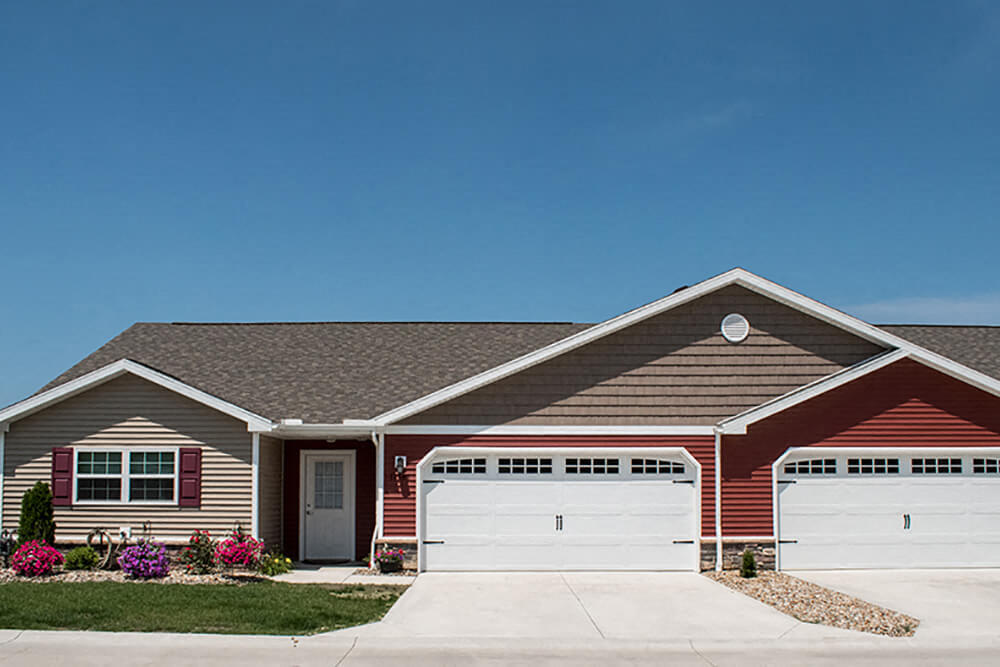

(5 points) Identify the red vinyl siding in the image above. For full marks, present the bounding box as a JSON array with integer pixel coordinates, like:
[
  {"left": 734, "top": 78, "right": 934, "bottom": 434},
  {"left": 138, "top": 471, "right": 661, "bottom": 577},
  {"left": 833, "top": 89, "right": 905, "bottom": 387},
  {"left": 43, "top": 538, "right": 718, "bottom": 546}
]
[
  {"left": 282, "top": 440, "right": 375, "bottom": 560},
  {"left": 722, "top": 358, "right": 1000, "bottom": 536},
  {"left": 383, "top": 434, "right": 716, "bottom": 537}
]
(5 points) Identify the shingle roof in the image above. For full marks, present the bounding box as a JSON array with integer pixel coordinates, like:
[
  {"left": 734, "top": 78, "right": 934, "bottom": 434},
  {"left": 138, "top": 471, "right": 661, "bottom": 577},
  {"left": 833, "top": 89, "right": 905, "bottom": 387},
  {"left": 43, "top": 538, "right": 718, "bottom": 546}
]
[
  {"left": 38, "top": 322, "right": 592, "bottom": 423},
  {"left": 879, "top": 325, "right": 1000, "bottom": 381},
  {"left": 33, "top": 321, "right": 1000, "bottom": 425}
]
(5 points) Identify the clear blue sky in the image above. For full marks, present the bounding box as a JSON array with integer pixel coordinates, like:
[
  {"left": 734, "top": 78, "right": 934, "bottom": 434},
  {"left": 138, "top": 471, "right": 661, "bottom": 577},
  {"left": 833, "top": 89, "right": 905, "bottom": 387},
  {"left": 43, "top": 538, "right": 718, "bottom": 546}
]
[{"left": 1, "top": 1, "right": 998, "bottom": 406}]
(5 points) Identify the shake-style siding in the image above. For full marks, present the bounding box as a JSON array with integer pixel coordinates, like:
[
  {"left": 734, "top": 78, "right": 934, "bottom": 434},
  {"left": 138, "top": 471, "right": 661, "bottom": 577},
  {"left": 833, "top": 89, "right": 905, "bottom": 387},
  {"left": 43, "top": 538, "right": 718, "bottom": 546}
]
[{"left": 1, "top": 374, "right": 253, "bottom": 543}]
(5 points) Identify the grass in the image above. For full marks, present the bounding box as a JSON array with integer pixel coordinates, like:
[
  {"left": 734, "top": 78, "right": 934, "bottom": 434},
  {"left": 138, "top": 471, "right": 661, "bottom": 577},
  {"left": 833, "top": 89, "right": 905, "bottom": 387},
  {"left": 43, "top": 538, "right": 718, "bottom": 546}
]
[{"left": 0, "top": 581, "right": 405, "bottom": 635}]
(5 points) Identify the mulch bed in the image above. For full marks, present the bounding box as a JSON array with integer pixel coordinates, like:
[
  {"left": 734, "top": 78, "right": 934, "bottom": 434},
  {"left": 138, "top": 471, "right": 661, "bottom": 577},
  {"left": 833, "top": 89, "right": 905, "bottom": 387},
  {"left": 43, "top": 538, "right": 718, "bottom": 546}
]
[
  {"left": 705, "top": 571, "right": 919, "bottom": 637},
  {"left": 0, "top": 568, "right": 267, "bottom": 585}
]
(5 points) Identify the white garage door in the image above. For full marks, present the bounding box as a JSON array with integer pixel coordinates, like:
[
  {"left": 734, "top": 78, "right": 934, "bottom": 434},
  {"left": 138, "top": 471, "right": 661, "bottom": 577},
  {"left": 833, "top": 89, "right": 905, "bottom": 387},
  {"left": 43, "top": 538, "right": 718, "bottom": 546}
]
[
  {"left": 420, "top": 450, "right": 698, "bottom": 571},
  {"left": 777, "top": 452, "right": 1000, "bottom": 569}
]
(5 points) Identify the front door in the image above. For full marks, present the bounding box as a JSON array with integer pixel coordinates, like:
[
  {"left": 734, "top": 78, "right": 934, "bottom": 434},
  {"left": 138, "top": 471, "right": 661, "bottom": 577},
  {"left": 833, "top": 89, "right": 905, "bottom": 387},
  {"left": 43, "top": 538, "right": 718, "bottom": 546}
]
[{"left": 302, "top": 452, "right": 355, "bottom": 561}]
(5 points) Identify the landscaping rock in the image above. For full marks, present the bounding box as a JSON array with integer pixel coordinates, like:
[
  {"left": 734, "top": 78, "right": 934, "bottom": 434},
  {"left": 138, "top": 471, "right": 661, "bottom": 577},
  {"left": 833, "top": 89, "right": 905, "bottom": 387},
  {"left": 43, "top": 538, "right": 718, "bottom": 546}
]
[
  {"left": 705, "top": 570, "right": 919, "bottom": 637},
  {"left": 0, "top": 567, "right": 266, "bottom": 585}
]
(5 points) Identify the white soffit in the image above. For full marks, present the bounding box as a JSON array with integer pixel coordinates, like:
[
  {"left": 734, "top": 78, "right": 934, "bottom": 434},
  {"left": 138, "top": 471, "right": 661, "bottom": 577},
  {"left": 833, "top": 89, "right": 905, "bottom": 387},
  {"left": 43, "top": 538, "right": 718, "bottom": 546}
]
[{"left": 373, "top": 268, "right": 1000, "bottom": 425}]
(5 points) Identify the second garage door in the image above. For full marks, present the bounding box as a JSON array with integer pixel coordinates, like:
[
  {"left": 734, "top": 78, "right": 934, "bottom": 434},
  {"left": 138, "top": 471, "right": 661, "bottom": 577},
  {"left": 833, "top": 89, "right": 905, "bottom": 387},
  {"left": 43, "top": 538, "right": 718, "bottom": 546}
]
[{"left": 420, "top": 449, "right": 699, "bottom": 571}]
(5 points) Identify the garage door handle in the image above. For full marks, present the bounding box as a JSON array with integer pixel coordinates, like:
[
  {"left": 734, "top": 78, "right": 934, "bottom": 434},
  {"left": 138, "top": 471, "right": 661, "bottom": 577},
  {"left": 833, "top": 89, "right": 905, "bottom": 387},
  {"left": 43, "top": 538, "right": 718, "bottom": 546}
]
[
  {"left": 778, "top": 539, "right": 798, "bottom": 544},
  {"left": 672, "top": 479, "right": 695, "bottom": 484},
  {"left": 777, "top": 480, "right": 796, "bottom": 484},
  {"left": 423, "top": 540, "right": 445, "bottom": 545},
  {"left": 673, "top": 539, "right": 695, "bottom": 544},
  {"left": 903, "top": 514, "right": 911, "bottom": 530},
  {"left": 423, "top": 480, "right": 445, "bottom": 484}
]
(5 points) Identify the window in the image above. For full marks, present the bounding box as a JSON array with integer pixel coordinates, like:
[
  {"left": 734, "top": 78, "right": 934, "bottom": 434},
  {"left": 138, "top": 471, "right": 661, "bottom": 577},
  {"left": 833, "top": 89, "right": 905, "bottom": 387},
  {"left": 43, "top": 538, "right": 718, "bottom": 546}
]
[
  {"left": 431, "top": 458, "right": 487, "bottom": 474},
  {"left": 76, "top": 449, "right": 176, "bottom": 503},
  {"left": 631, "top": 458, "right": 684, "bottom": 474},
  {"left": 973, "top": 458, "right": 1000, "bottom": 474},
  {"left": 847, "top": 458, "right": 899, "bottom": 475},
  {"left": 498, "top": 457, "right": 552, "bottom": 474},
  {"left": 911, "top": 458, "right": 962, "bottom": 475},
  {"left": 784, "top": 459, "right": 837, "bottom": 475},
  {"left": 565, "top": 458, "right": 619, "bottom": 474}
]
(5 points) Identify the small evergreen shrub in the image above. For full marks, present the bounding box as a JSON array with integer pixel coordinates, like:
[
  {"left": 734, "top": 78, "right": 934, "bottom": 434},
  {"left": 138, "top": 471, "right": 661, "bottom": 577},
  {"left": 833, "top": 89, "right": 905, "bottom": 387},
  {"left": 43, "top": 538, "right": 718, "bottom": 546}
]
[
  {"left": 740, "top": 549, "right": 758, "bottom": 578},
  {"left": 179, "top": 530, "right": 216, "bottom": 574},
  {"left": 18, "top": 482, "right": 56, "bottom": 546},
  {"left": 257, "top": 551, "right": 294, "bottom": 576},
  {"left": 215, "top": 530, "right": 264, "bottom": 569},
  {"left": 64, "top": 545, "right": 100, "bottom": 571},
  {"left": 11, "top": 540, "right": 63, "bottom": 577},
  {"left": 118, "top": 541, "right": 170, "bottom": 579}
]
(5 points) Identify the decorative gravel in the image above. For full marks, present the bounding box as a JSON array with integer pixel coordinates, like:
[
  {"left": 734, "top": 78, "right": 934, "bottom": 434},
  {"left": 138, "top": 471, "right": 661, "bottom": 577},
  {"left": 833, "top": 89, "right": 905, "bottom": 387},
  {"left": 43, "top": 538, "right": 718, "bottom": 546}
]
[
  {"left": 353, "top": 567, "right": 417, "bottom": 577},
  {"left": 0, "top": 568, "right": 267, "bottom": 585},
  {"left": 705, "top": 571, "right": 919, "bottom": 637}
]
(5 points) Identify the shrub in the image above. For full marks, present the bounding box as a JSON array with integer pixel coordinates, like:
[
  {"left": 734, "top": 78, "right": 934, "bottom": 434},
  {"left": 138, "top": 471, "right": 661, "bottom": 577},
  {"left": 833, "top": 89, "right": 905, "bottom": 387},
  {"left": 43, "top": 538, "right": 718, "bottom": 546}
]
[
  {"left": 11, "top": 540, "right": 63, "bottom": 577},
  {"left": 257, "top": 551, "right": 294, "bottom": 576},
  {"left": 740, "top": 549, "right": 758, "bottom": 579},
  {"left": 64, "top": 545, "right": 100, "bottom": 571},
  {"left": 18, "top": 482, "right": 56, "bottom": 546},
  {"left": 118, "top": 541, "right": 170, "bottom": 579},
  {"left": 179, "top": 530, "right": 216, "bottom": 574},
  {"left": 214, "top": 531, "right": 264, "bottom": 569}
]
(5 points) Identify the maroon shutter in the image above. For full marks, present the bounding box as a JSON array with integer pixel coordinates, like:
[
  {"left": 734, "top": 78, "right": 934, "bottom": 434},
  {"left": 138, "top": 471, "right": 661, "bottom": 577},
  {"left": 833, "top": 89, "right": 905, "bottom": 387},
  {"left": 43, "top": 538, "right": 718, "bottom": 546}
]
[
  {"left": 178, "top": 447, "right": 202, "bottom": 507},
  {"left": 51, "top": 447, "right": 74, "bottom": 506}
]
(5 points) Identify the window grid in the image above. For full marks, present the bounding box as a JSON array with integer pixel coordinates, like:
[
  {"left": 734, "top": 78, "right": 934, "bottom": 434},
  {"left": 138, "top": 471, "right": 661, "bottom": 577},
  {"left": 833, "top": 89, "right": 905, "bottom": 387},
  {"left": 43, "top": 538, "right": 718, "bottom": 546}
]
[
  {"left": 783, "top": 459, "right": 837, "bottom": 475},
  {"left": 498, "top": 457, "right": 553, "bottom": 474},
  {"left": 847, "top": 458, "right": 900, "bottom": 475},
  {"left": 565, "top": 458, "right": 620, "bottom": 475},
  {"left": 431, "top": 458, "right": 487, "bottom": 475},
  {"left": 75, "top": 449, "right": 177, "bottom": 504},
  {"left": 631, "top": 458, "right": 685, "bottom": 475},
  {"left": 973, "top": 458, "right": 1000, "bottom": 474},
  {"left": 911, "top": 458, "right": 962, "bottom": 475}
]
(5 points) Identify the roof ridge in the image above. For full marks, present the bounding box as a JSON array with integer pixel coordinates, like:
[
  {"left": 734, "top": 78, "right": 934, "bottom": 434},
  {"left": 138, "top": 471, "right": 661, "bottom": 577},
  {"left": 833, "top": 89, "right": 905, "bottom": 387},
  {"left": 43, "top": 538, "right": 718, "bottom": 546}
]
[{"left": 157, "top": 321, "right": 590, "bottom": 326}]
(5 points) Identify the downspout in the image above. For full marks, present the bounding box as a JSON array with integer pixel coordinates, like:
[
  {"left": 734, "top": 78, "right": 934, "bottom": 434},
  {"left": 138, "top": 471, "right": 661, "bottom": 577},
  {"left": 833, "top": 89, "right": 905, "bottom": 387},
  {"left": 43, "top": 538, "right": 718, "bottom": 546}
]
[
  {"left": 251, "top": 433, "right": 261, "bottom": 540},
  {"left": 369, "top": 429, "right": 385, "bottom": 564},
  {"left": 714, "top": 427, "right": 723, "bottom": 571},
  {"left": 0, "top": 425, "right": 6, "bottom": 533}
]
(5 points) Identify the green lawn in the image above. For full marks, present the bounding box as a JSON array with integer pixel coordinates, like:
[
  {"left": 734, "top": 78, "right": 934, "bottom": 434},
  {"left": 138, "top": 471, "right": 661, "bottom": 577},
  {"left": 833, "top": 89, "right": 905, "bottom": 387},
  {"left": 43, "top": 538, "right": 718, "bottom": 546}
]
[{"left": 0, "top": 581, "right": 405, "bottom": 635}]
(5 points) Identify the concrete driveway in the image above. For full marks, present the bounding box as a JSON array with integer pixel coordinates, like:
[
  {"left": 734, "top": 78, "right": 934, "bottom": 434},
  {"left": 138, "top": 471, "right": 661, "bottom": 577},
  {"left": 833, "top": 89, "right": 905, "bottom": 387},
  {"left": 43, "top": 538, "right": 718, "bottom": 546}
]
[
  {"left": 794, "top": 569, "right": 1000, "bottom": 643},
  {"left": 358, "top": 572, "right": 858, "bottom": 641}
]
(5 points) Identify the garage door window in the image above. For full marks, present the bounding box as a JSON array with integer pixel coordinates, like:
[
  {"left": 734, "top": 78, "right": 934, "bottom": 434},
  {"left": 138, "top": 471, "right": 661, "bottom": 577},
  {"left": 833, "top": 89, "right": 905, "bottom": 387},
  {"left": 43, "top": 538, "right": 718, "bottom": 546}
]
[
  {"left": 973, "top": 458, "right": 1000, "bottom": 474},
  {"left": 432, "top": 458, "right": 487, "bottom": 474},
  {"left": 784, "top": 459, "right": 836, "bottom": 475},
  {"left": 911, "top": 458, "right": 962, "bottom": 474},
  {"left": 498, "top": 457, "right": 553, "bottom": 474},
  {"left": 565, "top": 458, "right": 619, "bottom": 474},
  {"left": 631, "top": 458, "right": 684, "bottom": 474},
  {"left": 847, "top": 458, "right": 899, "bottom": 474}
]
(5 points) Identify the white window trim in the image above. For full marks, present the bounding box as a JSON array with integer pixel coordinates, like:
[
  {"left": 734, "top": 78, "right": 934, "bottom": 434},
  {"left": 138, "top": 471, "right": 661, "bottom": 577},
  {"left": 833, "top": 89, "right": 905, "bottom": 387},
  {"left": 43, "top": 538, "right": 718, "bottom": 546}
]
[{"left": 73, "top": 446, "right": 180, "bottom": 506}]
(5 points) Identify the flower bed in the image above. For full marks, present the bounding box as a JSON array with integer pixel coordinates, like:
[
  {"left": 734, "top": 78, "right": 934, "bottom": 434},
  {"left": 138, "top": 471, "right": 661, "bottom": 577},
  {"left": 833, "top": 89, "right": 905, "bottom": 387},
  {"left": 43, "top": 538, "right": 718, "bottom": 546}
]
[{"left": 0, "top": 567, "right": 265, "bottom": 585}]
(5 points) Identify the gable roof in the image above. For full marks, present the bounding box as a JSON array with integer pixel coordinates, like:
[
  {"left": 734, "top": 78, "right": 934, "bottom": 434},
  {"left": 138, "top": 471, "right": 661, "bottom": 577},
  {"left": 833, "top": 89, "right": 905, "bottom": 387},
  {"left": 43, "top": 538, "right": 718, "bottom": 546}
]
[
  {"left": 30, "top": 321, "right": 590, "bottom": 423},
  {"left": 878, "top": 325, "right": 1000, "bottom": 380}
]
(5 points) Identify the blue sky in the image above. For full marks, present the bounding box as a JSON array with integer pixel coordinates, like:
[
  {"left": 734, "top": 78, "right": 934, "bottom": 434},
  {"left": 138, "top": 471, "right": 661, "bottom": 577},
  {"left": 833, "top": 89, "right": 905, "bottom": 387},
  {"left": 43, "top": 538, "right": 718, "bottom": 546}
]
[{"left": 1, "top": 1, "right": 998, "bottom": 406}]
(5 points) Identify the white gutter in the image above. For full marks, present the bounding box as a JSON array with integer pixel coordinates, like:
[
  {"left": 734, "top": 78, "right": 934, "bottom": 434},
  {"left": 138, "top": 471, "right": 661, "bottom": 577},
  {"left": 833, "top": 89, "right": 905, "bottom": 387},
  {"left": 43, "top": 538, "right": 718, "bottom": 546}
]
[
  {"left": 369, "top": 430, "right": 385, "bottom": 564},
  {"left": 268, "top": 423, "right": 375, "bottom": 439},
  {"left": 714, "top": 428, "right": 722, "bottom": 571},
  {"left": 251, "top": 433, "right": 260, "bottom": 540}
]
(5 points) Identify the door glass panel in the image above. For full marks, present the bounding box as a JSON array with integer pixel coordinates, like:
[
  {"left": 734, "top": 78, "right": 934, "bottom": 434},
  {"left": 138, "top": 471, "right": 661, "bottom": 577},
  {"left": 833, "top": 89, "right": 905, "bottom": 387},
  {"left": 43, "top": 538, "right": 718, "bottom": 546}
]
[{"left": 314, "top": 461, "right": 344, "bottom": 509}]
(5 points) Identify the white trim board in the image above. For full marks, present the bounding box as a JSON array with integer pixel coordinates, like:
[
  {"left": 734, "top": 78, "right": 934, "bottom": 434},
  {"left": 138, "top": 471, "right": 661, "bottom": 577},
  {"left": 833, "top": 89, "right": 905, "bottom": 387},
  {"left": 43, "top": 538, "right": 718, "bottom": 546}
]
[
  {"left": 0, "top": 359, "right": 273, "bottom": 432},
  {"left": 371, "top": 268, "right": 1000, "bottom": 425}
]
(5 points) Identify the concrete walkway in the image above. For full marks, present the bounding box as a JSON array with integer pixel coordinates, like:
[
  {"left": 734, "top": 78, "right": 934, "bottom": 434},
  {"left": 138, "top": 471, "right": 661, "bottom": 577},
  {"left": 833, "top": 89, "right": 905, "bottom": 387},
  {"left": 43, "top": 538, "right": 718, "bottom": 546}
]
[{"left": 270, "top": 563, "right": 415, "bottom": 586}]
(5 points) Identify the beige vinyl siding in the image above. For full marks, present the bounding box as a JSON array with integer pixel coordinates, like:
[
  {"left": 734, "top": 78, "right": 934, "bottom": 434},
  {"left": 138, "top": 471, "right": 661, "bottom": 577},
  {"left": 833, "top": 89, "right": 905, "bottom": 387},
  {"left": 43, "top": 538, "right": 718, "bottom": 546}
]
[
  {"left": 402, "top": 285, "right": 887, "bottom": 425},
  {"left": 2, "top": 374, "right": 253, "bottom": 543},
  {"left": 258, "top": 436, "right": 283, "bottom": 549}
]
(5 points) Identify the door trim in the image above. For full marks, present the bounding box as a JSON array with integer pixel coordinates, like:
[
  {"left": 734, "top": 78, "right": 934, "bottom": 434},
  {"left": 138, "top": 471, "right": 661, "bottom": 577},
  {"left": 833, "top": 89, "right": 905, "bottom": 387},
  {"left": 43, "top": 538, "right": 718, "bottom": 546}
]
[
  {"left": 299, "top": 449, "right": 356, "bottom": 562},
  {"left": 416, "top": 446, "right": 702, "bottom": 573}
]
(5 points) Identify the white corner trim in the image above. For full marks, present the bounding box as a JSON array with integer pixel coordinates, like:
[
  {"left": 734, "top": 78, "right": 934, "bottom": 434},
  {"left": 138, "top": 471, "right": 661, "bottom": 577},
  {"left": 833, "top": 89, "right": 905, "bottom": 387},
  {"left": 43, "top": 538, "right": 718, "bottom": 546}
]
[
  {"left": 251, "top": 433, "right": 260, "bottom": 540},
  {"left": 714, "top": 428, "right": 722, "bottom": 572},
  {"left": 0, "top": 430, "right": 5, "bottom": 533},
  {"left": 718, "top": 349, "right": 910, "bottom": 434},
  {"left": 371, "top": 267, "right": 1000, "bottom": 425},
  {"left": 384, "top": 424, "right": 716, "bottom": 436},
  {"left": 0, "top": 359, "right": 273, "bottom": 432}
]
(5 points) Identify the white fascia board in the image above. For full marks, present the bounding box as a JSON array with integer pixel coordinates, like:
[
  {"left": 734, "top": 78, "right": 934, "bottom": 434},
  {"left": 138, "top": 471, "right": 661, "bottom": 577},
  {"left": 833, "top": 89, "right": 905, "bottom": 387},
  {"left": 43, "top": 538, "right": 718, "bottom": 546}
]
[
  {"left": 268, "top": 423, "right": 378, "bottom": 439},
  {"left": 0, "top": 359, "right": 273, "bottom": 432},
  {"left": 384, "top": 424, "right": 716, "bottom": 436},
  {"left": 374, "top": 267, "right": 1000, "bottom": 427},
  {"left": 718, "top": 349, "right": 910, "bottom": 434}
]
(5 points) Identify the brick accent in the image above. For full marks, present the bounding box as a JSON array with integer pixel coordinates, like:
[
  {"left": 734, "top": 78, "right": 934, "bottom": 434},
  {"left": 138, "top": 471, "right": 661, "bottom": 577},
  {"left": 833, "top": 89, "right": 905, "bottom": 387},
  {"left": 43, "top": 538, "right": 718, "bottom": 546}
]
[{"left": 699, "top": 540, "right": 775, "bottom": 571}]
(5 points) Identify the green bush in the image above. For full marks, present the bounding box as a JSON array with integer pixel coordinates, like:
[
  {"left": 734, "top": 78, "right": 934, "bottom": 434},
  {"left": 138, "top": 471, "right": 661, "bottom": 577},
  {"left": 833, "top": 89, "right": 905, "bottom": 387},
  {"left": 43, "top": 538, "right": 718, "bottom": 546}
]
[
  {"left": 178, "top": 530, "right": 216, "bottom": 574},
  {"left": 257, "top": 551, "right": 294, "bottom": 576},
  {"left": 18, "top": 482, "right": 56, "bottom": 546},
  {"left": 64, "top": 546, "right": 100, "bottom": 571},
  {"left": 740, "top": 549, "right": 757, "bottom": 578}
]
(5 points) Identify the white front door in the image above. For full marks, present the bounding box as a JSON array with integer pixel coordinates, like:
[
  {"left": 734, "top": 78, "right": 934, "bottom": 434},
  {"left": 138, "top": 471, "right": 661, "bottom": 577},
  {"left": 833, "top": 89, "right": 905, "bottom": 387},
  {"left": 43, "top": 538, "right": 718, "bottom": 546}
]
[
  {"left": 777, "top": 452, "right": 1000, "bottom": 569},
  {"left": 421, "top": 450, "right": 698, "bottom": 571},
  {"left": 302, "top": 452, "right": 355, "bottom": 561}
]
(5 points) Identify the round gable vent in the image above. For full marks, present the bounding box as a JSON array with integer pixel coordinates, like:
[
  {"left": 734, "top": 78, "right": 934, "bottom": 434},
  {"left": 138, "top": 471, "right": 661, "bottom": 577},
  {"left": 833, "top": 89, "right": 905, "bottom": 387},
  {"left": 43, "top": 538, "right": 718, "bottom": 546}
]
[{"left": 721, "top": 313, "right": 750, "bottom": 343}]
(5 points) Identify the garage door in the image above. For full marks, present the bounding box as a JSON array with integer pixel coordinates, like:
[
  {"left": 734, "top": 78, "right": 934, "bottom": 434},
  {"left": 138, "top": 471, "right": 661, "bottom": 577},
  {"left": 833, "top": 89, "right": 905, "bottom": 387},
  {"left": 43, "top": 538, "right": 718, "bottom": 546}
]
[
  {"left": 777, "top": 452, "right": 1000, "bottom": 569},
  {"left": 420, "top": 449, "right": 698, "bottom": 571}
]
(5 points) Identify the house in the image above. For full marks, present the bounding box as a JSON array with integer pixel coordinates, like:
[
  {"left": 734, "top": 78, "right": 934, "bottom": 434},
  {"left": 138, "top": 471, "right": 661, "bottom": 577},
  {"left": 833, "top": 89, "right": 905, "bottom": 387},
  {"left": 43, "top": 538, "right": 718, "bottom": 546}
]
[{"left": 2, "top": 268, "right": 1000, "bottom": 572}]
